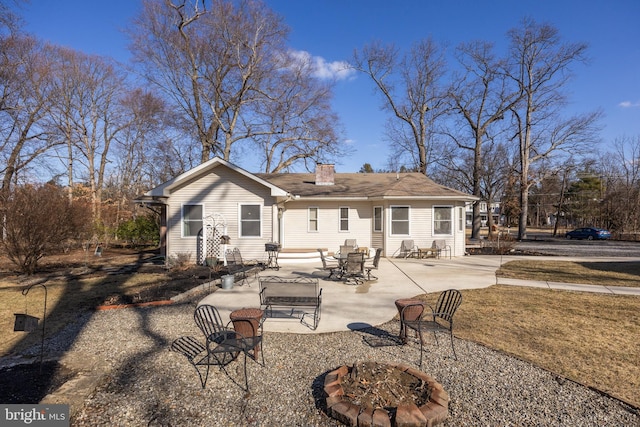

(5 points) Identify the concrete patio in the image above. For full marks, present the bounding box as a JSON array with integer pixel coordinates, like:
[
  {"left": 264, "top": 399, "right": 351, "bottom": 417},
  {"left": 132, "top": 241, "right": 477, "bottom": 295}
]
[{"left": 199, "top": 255, "right": 640, "bottom": 334}]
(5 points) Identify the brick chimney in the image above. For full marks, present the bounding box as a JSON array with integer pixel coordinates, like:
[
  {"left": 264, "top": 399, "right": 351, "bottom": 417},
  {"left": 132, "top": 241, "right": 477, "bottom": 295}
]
[{"left": 315, "top": 163, "right": 335, "bottom": 186}]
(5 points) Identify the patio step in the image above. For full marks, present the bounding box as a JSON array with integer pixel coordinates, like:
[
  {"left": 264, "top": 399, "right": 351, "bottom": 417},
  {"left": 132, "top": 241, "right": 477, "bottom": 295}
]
[{"left": 277, "top": 248, "right": 328, "bottom": 264}]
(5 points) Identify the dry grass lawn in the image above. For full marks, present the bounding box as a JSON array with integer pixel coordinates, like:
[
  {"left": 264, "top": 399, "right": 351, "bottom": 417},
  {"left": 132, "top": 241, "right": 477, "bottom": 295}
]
[
  {"left": 0, "top": 272, "right": 168, "bottom": 356},
  {"left": 497, "top": 259, "right": 640, "bottom": 287},
  {"left": 412, "top": 285, "right": 640, "bottom": 408}
]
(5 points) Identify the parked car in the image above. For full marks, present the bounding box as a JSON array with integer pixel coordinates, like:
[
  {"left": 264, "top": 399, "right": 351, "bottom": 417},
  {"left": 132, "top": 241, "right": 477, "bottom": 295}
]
[{"left": 565, "top": 227, "right": 611, "bottom": 240}]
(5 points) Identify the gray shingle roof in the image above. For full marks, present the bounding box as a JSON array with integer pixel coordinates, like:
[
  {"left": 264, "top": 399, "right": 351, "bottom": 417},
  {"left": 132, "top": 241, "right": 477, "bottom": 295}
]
[{"left": 256, "top": 172, "right": 475, "bottom": 200}]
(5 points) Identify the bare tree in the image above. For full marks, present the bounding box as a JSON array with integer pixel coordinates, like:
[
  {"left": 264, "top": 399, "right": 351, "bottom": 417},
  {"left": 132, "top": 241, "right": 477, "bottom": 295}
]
[
  {"left": 600, "top": 135, "right": 640, "bottom": 233},
  {"left": 480, "top": 140, "right": 512, "bottom": 235},
  {"left": 112, "top": 89, "right": 166, "bottom": 200},
  {"left": 0, "top": 34, "right": 57, "bottom": 198},
  {"left": 506, "top": 18, "right": 602, "bottom": 239},
  {"left": 105, "top": 89, "right": 167, "bottom": 235},
  {"left": 253, "top": 50, "right": 347, "bottom": 172},
  {"left": 447, "top": 40, "right": 522, "bottom": 239},
  {"left": 48, "top": 47, "right": 131, "bottom": 223},
  {"left": 0, "top": 0, "right": 21, "bottom": 35},
  {"left": 352, "top": 38, "right": 448, "bottom": 174},
  {"left": 129, "top": 0, "right": 290, "bottom": 164}
]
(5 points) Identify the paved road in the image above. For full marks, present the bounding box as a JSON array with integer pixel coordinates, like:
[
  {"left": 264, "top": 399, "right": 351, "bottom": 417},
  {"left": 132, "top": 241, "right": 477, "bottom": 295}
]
[{"left": 515, "top": 235, "right": 640, "bottom": 257}]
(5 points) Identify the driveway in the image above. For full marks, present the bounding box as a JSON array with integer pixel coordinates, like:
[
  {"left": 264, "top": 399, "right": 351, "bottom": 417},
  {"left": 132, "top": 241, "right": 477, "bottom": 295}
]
[{"left": 515, "top": 234, "right": 640, "bottom": 257}]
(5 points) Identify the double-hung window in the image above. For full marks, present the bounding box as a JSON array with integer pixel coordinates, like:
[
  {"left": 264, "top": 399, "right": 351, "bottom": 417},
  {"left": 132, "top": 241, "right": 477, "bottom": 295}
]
[
  {"left": 240, "top": 204, "right": 261, "bottom": 237},
  {"left": 434, "top": 206, "right": 453, "bottom": 235},
  {"left": 309, "top": 207, "right": 319, "bottom": 232},
  {"left": 390, "top": 206, "right": 410, "bottom": 235},
  {"left": 373, "top": 206, "right": 383, "bottom": 233},
  {"left": 182, "top": 204, "right": 203, "bottom": 237},
  {"left": 339, "top": 207, "right": 349, "bottom": 232}
]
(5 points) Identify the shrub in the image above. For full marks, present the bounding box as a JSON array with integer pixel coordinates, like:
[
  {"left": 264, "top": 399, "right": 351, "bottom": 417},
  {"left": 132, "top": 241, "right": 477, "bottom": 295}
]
[
  {"left": 485, "top": 232, "right": 517, "bottom": 254},
  {"left": 0, "top": 184, "right": 92, "bottom": 274},
  {"left": 116, "top": 215, "right": 159, "bottom": 246},
  {"left": 167, "top": 252, "right": 192, "bottom": 270}
]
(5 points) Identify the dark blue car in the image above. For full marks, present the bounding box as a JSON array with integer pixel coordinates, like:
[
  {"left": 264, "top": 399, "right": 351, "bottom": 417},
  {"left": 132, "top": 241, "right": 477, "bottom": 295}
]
[{"left": 565, "top": 227, "right": 611, "bottom": 240}]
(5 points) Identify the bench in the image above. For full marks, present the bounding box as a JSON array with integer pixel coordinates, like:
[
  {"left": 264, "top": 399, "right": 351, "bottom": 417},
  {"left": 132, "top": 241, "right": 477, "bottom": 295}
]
[{"left": 258, "top": 276, "right": 322, "bottom": 330}]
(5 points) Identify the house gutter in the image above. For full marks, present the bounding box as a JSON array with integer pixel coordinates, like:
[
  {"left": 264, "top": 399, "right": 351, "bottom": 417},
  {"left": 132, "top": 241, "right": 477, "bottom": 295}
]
[{"left": 278, "top": 195, "right": 478, "bottom": 202}]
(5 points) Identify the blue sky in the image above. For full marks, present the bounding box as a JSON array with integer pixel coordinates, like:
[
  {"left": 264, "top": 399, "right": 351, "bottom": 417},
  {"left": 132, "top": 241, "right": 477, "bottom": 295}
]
[{"left": 20, "top": 0, "right": 640, "bottom": 173}]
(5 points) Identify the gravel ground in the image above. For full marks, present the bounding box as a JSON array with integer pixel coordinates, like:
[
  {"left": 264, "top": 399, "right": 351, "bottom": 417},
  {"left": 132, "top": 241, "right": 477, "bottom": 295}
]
[{"left": 41, "top": 301, "right": 639, "bottom": 426}]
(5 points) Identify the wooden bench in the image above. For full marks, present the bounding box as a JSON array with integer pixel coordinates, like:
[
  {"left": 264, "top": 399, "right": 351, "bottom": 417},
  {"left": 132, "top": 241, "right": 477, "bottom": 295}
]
[{"left": 258, "top": 276, "right": 322, "bottom": 330}]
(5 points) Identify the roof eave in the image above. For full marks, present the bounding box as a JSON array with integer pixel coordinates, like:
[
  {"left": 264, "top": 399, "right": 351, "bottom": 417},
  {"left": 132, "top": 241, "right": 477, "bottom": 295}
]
[
  {"left": 289, "top": 195, "right": 477, "bottom": 202},
  {"left": 134, "top": 195, "right": 169, "bottom": 205}
]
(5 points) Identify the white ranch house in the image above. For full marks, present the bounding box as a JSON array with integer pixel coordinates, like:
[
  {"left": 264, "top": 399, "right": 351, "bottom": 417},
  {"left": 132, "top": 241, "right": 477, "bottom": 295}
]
[{"left": 137, "top": 157, "right": 477, "bottom": 265}]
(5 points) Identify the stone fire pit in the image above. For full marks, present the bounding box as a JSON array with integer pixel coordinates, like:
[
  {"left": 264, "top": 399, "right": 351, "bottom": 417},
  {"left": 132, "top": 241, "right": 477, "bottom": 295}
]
[{"left": 324, "top": 362, "right": 449, "bottom": 427}]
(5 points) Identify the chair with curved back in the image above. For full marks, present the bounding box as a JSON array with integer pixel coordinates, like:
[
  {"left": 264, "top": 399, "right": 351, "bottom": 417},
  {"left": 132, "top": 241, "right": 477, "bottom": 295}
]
[
  {"left": 343, "top": 252, "right": 365, "bottom": 284},
  {"left": 344, "top": 239, "right": 358, "bottom": 251},
  {"left": 364, "top": 248, "right": 383, "bottom": 280},
  {"left": 339, "top": 245, "right": 356, "bottom": 256},
  {"left": 432, "top": 239, "right": 452, "bottom": 259},
  {"left": 401, "top": 289, "right": 462, "bottom": 367},
  {"left": 171, "top": 304, "right": 264, "bottom": 391},
  {"left": 399, "top": 240, "right": 419, "bottom": 258},
  {"left": 317, "top": 249, "right": 340, "bottom": 279}
]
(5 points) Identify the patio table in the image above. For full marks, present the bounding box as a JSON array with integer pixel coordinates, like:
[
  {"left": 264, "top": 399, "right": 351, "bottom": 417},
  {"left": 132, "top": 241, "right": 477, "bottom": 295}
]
[
  {"left": 334, "top": 252, "right": 371, "bottom": 281},
  {"left": 418, "top": 247, "right": 438, "bottom": 258},
  {"left": 230, "top": 307, "right": 264, "bottom": 359}
]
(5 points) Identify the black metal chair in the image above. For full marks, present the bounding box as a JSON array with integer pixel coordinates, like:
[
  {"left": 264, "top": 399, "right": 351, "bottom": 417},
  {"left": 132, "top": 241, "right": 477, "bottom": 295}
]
[
  {"left": 401, "top": 289, "right": 463, "bottom": 367},
  {"left": 171, "top": 304, "right": 263, "bottom": 391},
  {"left": 364, "top": 248, "right": 383, "bottom": 280},
  {"left": 317, "top": 249, "right": 340, "bottom": 279}
]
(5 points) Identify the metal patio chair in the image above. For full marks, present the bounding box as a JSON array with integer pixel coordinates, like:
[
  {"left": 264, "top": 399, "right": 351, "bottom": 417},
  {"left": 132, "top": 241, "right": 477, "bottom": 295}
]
[
  {"left": 401, "top": 289, "right": 462, "bottom": 367},
  {"left": 364, "top": 247, "right": 383, "bottom": 280},
  {"left": 225, "top": 248, "right": 251, "bottom": 286},
  {"left": 318, "top": 249, "right": 340, "bottom": 279},
  {"left": 432, "top": 239, "right": 452, "bottom": 259},
  {"left": 343, "top": 252, "right": 365, "bottom": 285},
  {"left": 344, "top": 239, "right": 358, "bottom": 251},
  {"left": 399, "top": 240, "right": 419, "bottom": 258},
  {"left": 171, "top": 304, "right": 264, "bottom": 391}
]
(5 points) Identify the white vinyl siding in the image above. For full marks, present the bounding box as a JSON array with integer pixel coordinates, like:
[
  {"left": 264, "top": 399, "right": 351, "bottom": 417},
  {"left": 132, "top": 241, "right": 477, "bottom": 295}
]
[
  {"left": 434, "top": 206, "right": 453, "bottom": 235},
  {"left": 280, "top": 201, "right": 370, "bottom": 251},
  {"left": 390, "top": 206, "right": 410, "bottom": 235},
  {"left": 182, "top": 204, "right": 203, "bottom": 237},
  {"left": 166, "top": 166, "right": 275, "bottom": 261}
]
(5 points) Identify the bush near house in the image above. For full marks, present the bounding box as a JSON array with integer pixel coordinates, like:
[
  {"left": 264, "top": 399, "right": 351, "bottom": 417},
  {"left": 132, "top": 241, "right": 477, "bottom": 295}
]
[
  {"left": 116, "top": 215, "right": 159, "bottom": 247},
  {"left": 0, "top": 184, "right": 92, "bottom": 274}
]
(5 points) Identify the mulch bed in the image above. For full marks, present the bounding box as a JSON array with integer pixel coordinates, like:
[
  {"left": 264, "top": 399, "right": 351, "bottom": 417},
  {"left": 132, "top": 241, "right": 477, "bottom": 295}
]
[{"left": 0, "top": 361, "right": 75, "bottom": 403}]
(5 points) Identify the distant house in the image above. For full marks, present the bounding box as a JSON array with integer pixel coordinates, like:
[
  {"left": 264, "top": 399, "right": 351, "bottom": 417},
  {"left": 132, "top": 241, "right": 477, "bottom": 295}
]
[
  {"left": 136, "top": 157, "right": 477, "bottom": 264},
  {"left": 465, "top": 201, "right": 502, "bottom": 227}
]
